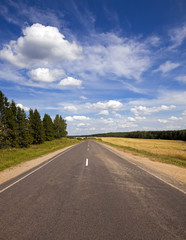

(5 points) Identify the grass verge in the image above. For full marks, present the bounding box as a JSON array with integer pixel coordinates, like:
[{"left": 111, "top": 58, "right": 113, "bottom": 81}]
[
  {"left": 0, "top": 138, "right": 81, "bottom": 171},
  {"left": 95, "top": 138, "right": 186, "bottom": 168}
]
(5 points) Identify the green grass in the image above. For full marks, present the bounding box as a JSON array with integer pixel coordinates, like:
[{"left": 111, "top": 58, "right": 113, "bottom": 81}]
[
  {"left": 96, "top": 138, "right": 186, "bottom": 168},
  {"left": 0, "top": 138, "right": 81, "bottom": 171}
]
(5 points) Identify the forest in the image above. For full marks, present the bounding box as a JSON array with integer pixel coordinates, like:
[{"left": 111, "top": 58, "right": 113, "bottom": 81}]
[
  {"left": 86, "top": 129, "right": 186, "bottom": 141},
  {"left": 0, "top": 90, "right": 67, "bottom": 148}
]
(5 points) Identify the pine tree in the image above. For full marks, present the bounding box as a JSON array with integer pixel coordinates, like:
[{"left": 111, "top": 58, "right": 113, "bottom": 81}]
[
  {"left": 43, "top": 114, "right": 54, "bottom": 141},
  {"left": 59, "top": 115, "right": 67, "bottom": 137},
  {"left": 54, "top": 114, "right": 67, "bottom": 138},
  {"left": 54, "top": 114, "right": 60, "bottom": 138},
  {"left": 9, "top": 101, "right": 19, "bottom": 147},
  {"left": 28, "top": 109, "right": 34, "bottom": 144},
  {"left": 29, "top": 109, "right": 45, "bottom": 144},
  {"left": 17, "top": 107, "right": 31, "bottom": 147},
  {"left": 0, "top": 91, "right": 5, "bottom": 148},
  {"left": 0, "top": 91, "right": 13, "bottom": 147}
]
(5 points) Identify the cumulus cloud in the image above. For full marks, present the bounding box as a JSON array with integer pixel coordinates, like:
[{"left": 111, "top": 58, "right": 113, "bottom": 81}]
[
  {"left": 98, "top": 110, "right": 109, "bottom": 115},
  {"left": 64, "top": 105, "right": 78, "bottom": 112},
  {"left": 28, "top": 68, "right": 64, "bottom": 82},
  {"left": 154, "top": 61, "right": 180, "bottom": 74},
  {"left": 158, "top": 119, "right": 168, "bottom": 123},
  {"left": 175, "top": 75, "right": 186, "bottom": 83},
  {"left": 169, "top": 116, "right": 183, "bottom": 121},
  {"left": 59, "top": 76, "right": 82, "bottom": 87},
  {"left": 80, "top": 96, "right": 88, "bottom": 100},
  {"left": 102, "top": 118, "right": 114, "bottom": 124},
  {"left": 65, "top": 115, "right": 90, "bottom": 121},
  {"left": 87, "top": 100, "right": 123, "bottom": 111},
  {"left": 16, "top": 103, "right": 30, "bottom": 111},
  {"left": 128, "top": 117, "right": 136, "bottom": 122},
  {"left": 120, "top": 123, "right": 138, "bottom": 128},
  {"left": 131, "top": 105, "right": 176, "bottom": 116},
  {"left": 135, "top": 116, "right": 146, "bottom": 120},
  {"left": 77, "top": 123, "right": 90, "bottom": 127},
  {"left": 0, "top": 23, "right": 82, "bottom": 68}
]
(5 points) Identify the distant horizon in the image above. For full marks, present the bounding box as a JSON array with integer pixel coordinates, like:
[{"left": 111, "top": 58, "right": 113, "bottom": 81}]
[{"left": 0, "top": 0, "right": 186, "bottom": 135}]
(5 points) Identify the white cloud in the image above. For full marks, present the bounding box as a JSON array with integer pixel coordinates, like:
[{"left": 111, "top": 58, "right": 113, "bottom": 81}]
[
  {"left": 80, "top": 96, "right": 88, "bottom": 100},
  {"left": 59, "top": 77, "right": 82, "bottom": 87},
  {"left": 175, "top": 75, "right": 186, "bottom": 83},
  {"left": 80, "top": 35, "right": 151, "bottom": 80},
  {"left": 169, "top": 116, "right": 183, "bottom": 121},
  {"left": 88, "top": 100, "right": 123, "bottom": 111},
  {"left": 65, "top": 115, "right": 90, "bottom": 121},
  {"left": 102, "top": 118, "right": 114, "bottom": 124},
  {"left": 145, "top": 36, "right": 161, "bottom": 47},
  {"left": 0, "top": 23, "right": 82, "bottom": 68},
  {"left": 98, "top": 110, "right": 109, "bottom": 115},
  {"left": 128, "top": 117, "right": 136, "bottom": 122},
  {"left": 169, "top": 24, "right": 186, "bottom": 49},
  {"left": 154, "top": 61, "right": 180, "bottom": 74},
  {"left": 129, "top": 90, "right": 186, "bottom": 107},
  {"left": 135, "top": 116, "right": 146, "bottom": 120},
  {"left": 131, "top": 105, "right": 176, "bottom": 116},
  {"left": 64, "top": 105, "right": 78, "bottom": 112},
  {"left": 28, "top": 68, "right": 64, "bottom": 82},
  {"left": 16, "top": 103, "right": 30, "bottom": 111},
  {"left": 120, "top": 123, "right": 138, "bottom": 128},
  {"left": 182, "top": 110, "right": 186, "bottom": 116},
  {"left": 77, "top": 123, "right": 87, "bottom": 127},
  {"left": 158, "top": 119, "right": 168, "bottom": 123}
]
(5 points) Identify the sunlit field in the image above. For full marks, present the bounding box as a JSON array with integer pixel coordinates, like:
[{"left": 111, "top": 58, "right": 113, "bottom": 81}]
[{"left": 99, "top": 137, "right": 186, "bottom": 167}]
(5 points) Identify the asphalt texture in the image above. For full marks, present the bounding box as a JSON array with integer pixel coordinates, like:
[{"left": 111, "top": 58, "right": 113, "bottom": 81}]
[{"left": 0, "top": 141, "right": 186, "bottom": 240}]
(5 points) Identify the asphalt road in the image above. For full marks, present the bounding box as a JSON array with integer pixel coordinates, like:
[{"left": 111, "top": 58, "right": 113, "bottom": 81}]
[{"left": 0, "top": 141, "right": 186, "bottom": 240}]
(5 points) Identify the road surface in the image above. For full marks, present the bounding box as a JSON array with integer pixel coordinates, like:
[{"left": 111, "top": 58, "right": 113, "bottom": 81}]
[{"left": 0, "top": 141, "right": 186, "bottom": 240}]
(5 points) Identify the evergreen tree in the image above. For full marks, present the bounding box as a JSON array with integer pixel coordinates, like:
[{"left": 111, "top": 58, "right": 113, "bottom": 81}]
[
  {"left": 54, "top": 114, "right": 60, "bottom": 138},
  {"left": 0, "top": 91, "right": 14, "bottom": 147},
  {"left": 43, "top": 114, "right": 54, "bottom": 141},
  {"left": 0, "top": 91, "right": 5, "bottom": 148},
  {"left": 9, "top": 101, "right": 19, "bottom": 147},
  {"left": 54, "top": 114, "right": 67, "bottom": 138},
  {"left": 28, "top": 109, "right": 34, "bottom": 144},
  {"left": 17, "top": 107, "right": 31, "bottom": 147},
  {"left": 29, "top": 109, "right": 45, "bottom": 144},
  {"left": 59, "top": 115, "right": 67, "bottom": 137}
]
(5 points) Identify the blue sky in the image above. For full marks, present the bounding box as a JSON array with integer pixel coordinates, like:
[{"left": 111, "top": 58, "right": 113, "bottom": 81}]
[{"left": 0, "top": 0, "right": 186, "bottom": 135}]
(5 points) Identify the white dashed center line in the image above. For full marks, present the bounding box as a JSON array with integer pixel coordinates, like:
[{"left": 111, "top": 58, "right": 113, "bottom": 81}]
[{"left": 86, "top": 158, "right": 88, "bottom": 166}]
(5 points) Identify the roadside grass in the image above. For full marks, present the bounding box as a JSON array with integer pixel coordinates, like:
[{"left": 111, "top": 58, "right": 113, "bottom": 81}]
[
  {"left": 95, "top": 137, "right": 186, "bottom": 168},
  {"left": 0, "top": 138, "right": 81, "bottom": 171}
]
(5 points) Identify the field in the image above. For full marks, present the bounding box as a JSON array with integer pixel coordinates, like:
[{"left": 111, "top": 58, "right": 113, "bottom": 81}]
[
  {"left": 98, "top": 137, "right": 186, "bottom": 167},
  {"left": 0, "top": 138, "right": 80, "bottom": 171}
]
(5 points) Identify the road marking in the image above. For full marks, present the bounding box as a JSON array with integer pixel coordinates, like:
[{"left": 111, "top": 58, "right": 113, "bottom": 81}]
[
  {"left": 0, "top": 145, "right": 77, "bottom": 194},
  {"left": 86, "top": 158, "right": 88, "bottom": 166}
]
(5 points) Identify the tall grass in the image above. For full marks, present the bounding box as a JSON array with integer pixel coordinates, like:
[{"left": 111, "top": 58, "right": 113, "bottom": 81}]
[
  {"left": 0, "top": 138, "right": 80, "bottom": 171},
  {"left": 97, "top": 137, "right": 186, "bottom": 167}
]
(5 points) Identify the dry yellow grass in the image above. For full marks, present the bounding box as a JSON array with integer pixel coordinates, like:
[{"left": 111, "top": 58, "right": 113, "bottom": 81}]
[{"left": 99, "top": 137, "right": 186, "bottom": 166}]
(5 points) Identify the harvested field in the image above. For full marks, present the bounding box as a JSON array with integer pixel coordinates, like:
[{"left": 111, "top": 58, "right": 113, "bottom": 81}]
[{"left": 99, "top": 137, "right": 186, "bottom": 167}]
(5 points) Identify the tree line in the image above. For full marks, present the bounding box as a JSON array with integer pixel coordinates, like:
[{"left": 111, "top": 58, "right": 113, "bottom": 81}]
[
  {"left": 81, "top": 130, "right": 186, "bottom": 141},
  {"left": 0, "top": 90, "right": 67, "bottom": 148}
]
